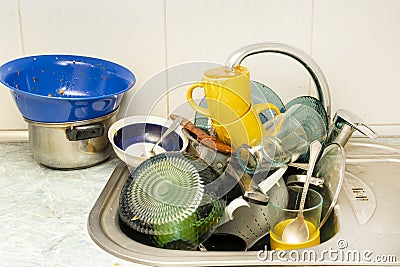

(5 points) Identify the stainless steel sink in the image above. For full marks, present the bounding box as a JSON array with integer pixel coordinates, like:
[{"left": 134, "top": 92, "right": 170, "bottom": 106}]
[{"left": 88, "top": 138, "right": 400, "bottom": 266}]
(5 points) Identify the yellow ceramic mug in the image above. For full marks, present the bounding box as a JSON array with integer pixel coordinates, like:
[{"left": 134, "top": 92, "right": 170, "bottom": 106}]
[
  {"left": 186, "top": 66, "right": 280, "bottom": 149},
  {"left": 187, "top": 66, "right": 252, "bottom": 124},
  {"left": 211, "top": 103, "right": 280, "bottom": 149}
]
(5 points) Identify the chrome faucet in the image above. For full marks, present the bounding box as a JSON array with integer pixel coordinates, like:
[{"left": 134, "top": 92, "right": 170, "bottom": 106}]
[
  {"left": 225, "top": 42, "right": 332, "bottom": 121},
  {"left": 326, "top": 109, "right": 377, "bottom": 147}
]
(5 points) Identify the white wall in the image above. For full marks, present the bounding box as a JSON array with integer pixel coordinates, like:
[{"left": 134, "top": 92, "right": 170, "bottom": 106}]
[{"left": 0, "top": 0, "right": 399, "bottom": 136}]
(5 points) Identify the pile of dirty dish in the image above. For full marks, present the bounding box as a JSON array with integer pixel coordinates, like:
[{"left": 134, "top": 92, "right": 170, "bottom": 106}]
[
  {"left": 0, "top": 44, "right": 373, "bottom": 252},
  {"left": 110, "top": 64, "right": 347, "bottom": 251},
  {"left": 112, "top": 44, "right": 375, "bottom": 252}
]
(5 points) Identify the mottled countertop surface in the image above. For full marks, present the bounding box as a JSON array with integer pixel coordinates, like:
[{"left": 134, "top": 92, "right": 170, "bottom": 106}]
[{"left": 0, "top": 142, "right": 144, "bottom": 267}]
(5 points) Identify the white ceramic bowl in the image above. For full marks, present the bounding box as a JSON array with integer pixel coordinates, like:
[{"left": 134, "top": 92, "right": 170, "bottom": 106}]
[{"left": 108, "top": 115, "right": 189, "bottom": 167}]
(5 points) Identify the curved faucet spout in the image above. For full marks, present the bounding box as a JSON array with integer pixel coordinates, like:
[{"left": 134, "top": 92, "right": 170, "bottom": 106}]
[{"left": 225, "top": 42, "right": 332, "bottom": 121}]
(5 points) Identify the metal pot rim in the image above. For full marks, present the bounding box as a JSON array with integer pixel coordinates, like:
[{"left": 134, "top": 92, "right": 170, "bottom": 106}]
[{"left": 24, "top": 107, "right": 119, "bottom": 127}]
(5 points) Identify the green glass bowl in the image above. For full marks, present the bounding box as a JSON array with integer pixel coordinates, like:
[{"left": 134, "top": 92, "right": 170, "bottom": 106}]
[{"left": 119, "top": 152, "right": 226, "bottom": 250}]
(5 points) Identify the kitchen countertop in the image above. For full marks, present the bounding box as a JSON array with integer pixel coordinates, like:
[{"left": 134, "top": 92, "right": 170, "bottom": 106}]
[
  {"left": 0, "top": 142, "right": 144, "bottom": 267},
  {"left": 1, "top": 137, "right": 399, "bottom": 266}
]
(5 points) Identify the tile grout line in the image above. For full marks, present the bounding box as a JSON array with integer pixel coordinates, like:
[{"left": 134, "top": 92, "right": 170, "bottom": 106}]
[
  {"left": 310, "top": 0, "right": 315, "bottom": 57},
  {"left": 17, "top": 0, "right": 25, "bottom": 56},
  {"left": 308, "top": 0, "right": 315, "bottom": 96},
  {"left": 163, "top": 0, "right": 170, "bottom": 116}
]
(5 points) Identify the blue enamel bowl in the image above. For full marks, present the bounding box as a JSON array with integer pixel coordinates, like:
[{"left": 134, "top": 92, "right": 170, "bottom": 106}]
[
  {"left": 0, "top": 55, "right": 135, "bottom": 122},
  {"left": 108, "top": 116, "right": 189, "bottom": 167}
]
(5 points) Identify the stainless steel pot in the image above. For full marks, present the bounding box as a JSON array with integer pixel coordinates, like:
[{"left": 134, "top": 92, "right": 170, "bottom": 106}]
[
  {"left": 182, "top": 128, "right": 231, "bottom": 174},
  {"left": 25, "top": 109, "right": 118, "bottom": 169}
]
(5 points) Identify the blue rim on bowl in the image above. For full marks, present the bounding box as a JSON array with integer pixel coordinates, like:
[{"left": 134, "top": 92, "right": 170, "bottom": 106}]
[{"left": 108, "top": 115, "right": 189, "bottom": 167}]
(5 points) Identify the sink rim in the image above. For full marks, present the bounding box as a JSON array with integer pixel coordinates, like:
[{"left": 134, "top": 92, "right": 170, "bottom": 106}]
[{"left": 88, "top": 138, "right": 400, "bottom": 266}]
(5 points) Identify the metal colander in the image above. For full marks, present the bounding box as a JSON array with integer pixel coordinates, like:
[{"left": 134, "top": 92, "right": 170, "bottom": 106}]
[{"left": 214, "top": 172, "right": 288, "bottom": 249}]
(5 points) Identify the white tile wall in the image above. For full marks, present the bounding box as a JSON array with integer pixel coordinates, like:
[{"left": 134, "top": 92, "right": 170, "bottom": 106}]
[
  {"left": 0, "top": 0, "right": 26, "bottom": 129},
  {"left": 0, "top": 0, "right": 399, "bottom": 136},
  {"left": 312, "top": 0, "right": 400, "bottom": 127},
  {"left": 19, "top": 0, "right": 167, "bottom": 118},
  {"left": 165, "top": 0, "right": 314, "bottom": 109}
]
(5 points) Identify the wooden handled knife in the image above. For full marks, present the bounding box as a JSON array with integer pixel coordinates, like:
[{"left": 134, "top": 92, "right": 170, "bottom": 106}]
[{"left": 170, "top": 114, "right": 232, "bottom": 154}]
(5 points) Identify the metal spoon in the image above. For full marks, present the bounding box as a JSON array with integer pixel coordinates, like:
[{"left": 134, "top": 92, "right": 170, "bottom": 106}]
[
  {"left": 281, "top": 140, "right": 322, "bottom": 244},
  {"left": 147, "top": 116, "right": 183, "bottom": 156}
]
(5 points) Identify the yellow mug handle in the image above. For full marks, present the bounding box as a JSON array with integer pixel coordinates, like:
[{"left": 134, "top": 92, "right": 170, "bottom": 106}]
[
  {"left": 254, "top": 103, "right": 284, "bottom": 135},
  {"left": 254, "top": 102, "right": 281, "bottom": 116},
  {"left": 186, "top": 82, "right": 211, "bottom": 117},
  {"left": 187, "top": 85, "right": 281, "bottom": 119}
]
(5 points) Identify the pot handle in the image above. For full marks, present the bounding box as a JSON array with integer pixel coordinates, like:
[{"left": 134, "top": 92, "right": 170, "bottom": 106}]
[{"left": 66, "top": 123, "right": 105, "bottom": 141}]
